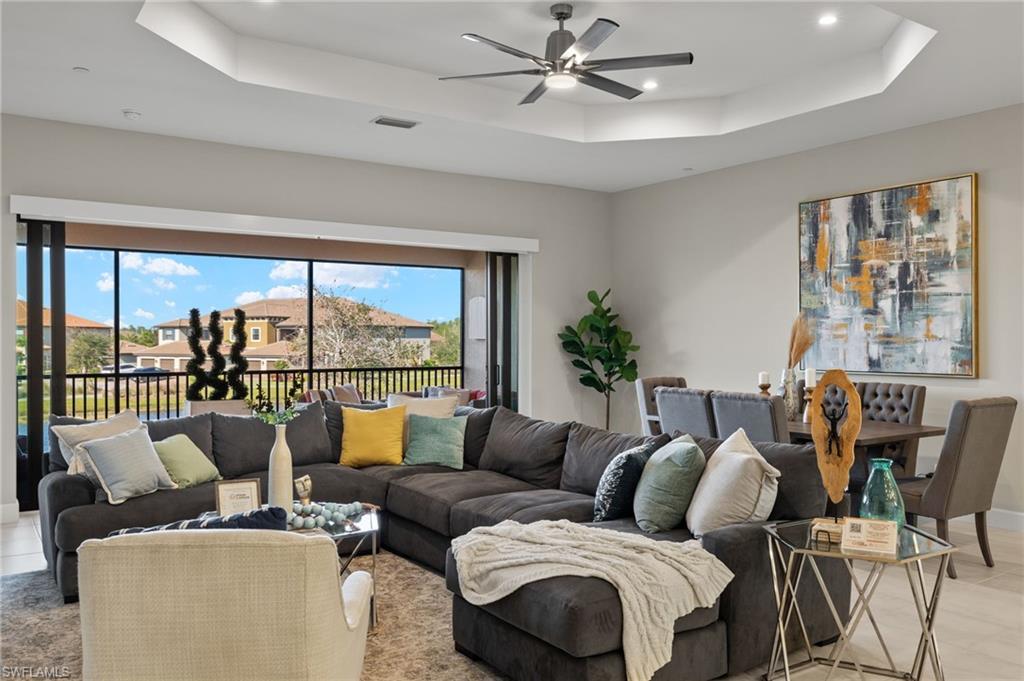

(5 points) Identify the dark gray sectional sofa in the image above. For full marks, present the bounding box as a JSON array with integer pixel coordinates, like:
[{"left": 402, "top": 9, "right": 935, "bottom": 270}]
[{"left": 39, "top": 401, "right": 849, "bottom": 679}]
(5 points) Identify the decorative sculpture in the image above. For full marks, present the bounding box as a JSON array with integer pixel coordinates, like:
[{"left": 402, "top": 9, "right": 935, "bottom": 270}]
[{"left": 809, "top": 369, "right": 862, "bottom": 504}]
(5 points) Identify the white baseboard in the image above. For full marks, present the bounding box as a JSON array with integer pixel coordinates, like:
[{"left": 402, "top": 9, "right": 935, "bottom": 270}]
[
  {"left": 0, "top": 501, "right": 21, "bottom": 525},
  {"left": 949, "top": 507, "right": 1024, "bottom": 533}
]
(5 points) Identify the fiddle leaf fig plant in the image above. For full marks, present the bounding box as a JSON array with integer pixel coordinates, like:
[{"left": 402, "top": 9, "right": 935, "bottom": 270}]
[{"left": 558, "top": 289, "right": 639, "bottom": 429}]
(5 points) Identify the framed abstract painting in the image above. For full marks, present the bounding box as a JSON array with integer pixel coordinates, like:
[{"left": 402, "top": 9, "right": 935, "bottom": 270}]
[{"left": 799, "top": 174, "right": 977, "bottom": 377}]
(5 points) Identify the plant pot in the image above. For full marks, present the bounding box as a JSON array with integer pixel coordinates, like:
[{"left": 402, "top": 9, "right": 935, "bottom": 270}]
[
  {"left": 782, "top": 368, "right": 803, "bottom": 421},
  {"left": 183, "top": 399, "right": 251, "bottom": 417},
  {"left": 267, "top": 424, "right": 293, "bottom": 510}
]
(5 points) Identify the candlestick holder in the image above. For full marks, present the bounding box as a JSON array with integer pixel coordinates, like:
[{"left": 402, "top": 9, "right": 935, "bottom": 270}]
[
  {"left": 802, "top": 387, "right": 814, "bottom": 423},
  {"left": 758, "top": 383, "right": 771, "bottom": 396}
]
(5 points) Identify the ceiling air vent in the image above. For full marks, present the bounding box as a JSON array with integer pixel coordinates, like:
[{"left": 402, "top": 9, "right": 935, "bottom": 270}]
[{"left": 372, "top": 116, "right": 420, "bottom": 130}]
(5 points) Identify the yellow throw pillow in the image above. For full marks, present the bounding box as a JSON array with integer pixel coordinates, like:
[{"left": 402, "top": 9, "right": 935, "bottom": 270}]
[{"left": 340, "top": 405, "right": 406, "bottom": 468}]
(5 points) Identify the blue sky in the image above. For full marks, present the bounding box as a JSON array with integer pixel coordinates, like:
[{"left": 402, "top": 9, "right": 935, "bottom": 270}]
[{"left": 16, "top": 247, "right": 462, "bottom": 328}]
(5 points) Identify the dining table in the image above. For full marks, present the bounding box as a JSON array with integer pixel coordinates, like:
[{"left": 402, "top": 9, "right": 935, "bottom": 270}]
[{"left": 787, "top": 420, "right": 947, "bottom": 447}]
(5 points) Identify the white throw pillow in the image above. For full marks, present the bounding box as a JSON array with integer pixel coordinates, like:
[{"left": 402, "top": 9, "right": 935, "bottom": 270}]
[
  {"left": 331, "top": 384, "right": 363, "bottom": 404},
  {"left": 50, "top": 410, "right": 143, "bottom": 481},
  {"left": 386, "top": 394, "right": 459, "bottom": 448},
  {"left": 685, "top": 428, "right": 781, "bottom": 537},
  {"left": 76, "top": 426, "right": 177, "bottom": 504}
]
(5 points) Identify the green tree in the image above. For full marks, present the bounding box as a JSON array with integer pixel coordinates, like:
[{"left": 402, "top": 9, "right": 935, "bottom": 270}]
[
  {"left": 67, "top": 332, "right": 112, "bottom": 373},
  {"left": 428, "top": 318, "right": 461, "bottom": 366},
  {"left": 558, "top": 289, "right": 639, "bottom": 430},
  {"left": 120, "top": 325, "right": 157, "bottom": 347}
]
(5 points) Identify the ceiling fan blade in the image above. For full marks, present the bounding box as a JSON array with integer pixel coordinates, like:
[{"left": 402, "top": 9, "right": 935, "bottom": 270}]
[
  {"left": 582, "top": 52, "right": 694, "bottom": 72},
  {"left": 518, "top": 80, "right": 548, "bottom": 105},
  {"left": 439, "top": 69, "right": 544, "bottom": 81},
  {"left": 462, "top": 33, "right": 550, "bottom": 67},
  {"left": 561, "top": 18, "right": 619, "bottom": 63},
  {"left": 577, "top": 72, "right": 642, "bottom": 100}
]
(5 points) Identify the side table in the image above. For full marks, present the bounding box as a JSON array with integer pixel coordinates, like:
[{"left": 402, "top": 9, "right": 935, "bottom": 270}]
[{"left": 763, "top": 519, "right": 956, "bottom": 681}]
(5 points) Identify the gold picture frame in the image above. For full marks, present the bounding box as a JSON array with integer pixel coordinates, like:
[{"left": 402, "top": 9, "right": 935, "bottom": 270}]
[
  {"left": 798, "top": 173, "right": 978, "bottom": 378},
  {"left": 214, "top": 478, "right": 262, "bottom": 516}
]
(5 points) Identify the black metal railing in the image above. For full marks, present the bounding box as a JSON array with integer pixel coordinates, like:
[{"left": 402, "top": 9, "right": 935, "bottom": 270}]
[{"left": 16, "top": 366, "right": 463, "bottom": 424}]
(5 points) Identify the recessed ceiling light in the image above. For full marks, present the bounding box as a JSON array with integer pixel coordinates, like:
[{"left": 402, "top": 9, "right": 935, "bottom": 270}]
[
  {"left": 545, "top": 72, "right": 577, "bottom": 89},
  {"left": 121, "top": 109, "right": 142, "bottom": 121},
  {"left": 71, "top": 66, "right": 90, "bottom": 73},
  {"left": 818, "top": 13, "right": 838, "bottom": 26},
  {"left": 642, "top": 80, "right": 658, "bottom": 91}
]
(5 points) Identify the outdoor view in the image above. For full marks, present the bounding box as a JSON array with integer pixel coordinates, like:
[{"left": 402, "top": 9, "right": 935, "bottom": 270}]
[{"left": 15, "top": 247, "right": 463, "bottom": 436}]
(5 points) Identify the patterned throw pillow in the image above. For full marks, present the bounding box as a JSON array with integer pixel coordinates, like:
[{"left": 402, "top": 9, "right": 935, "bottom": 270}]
[
  {"left": 593, "top": 440, "right": 664, "bottom": 522},
  {"left": 109, "top": 506, "right": 288, "bottom": 536},
  {"left": 77, "top": 426, "right": 178, "bottom": 504}
]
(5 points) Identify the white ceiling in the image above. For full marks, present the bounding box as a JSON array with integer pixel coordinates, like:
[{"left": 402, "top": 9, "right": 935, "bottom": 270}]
[{"left": 2, "top": 2, "right": 1022, "bottom": 192}]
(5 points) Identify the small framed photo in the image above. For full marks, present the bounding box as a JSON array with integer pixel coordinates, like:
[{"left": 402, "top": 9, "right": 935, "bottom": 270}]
[{"left": 215, "top": 479, "right": 262, "bottom": 516}]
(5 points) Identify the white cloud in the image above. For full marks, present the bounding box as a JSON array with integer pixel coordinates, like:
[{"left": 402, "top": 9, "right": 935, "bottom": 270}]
[
  {"left": 234, "top": 290, "right": 264, "bottom": 305},
  {"left": 121, "top": 252, "right": 144, "bottom": 270},
  {"left": 96, "top": 272, "right": 114, "bottom": 292},
  {"left": 134, "top": 308, "right": 155, "bottom": 320},
  {"left": 265, "top": 285, "right": 305, "bottom": 299},
  {"left": 152, "top": 277, "right": 176, "bottom": 290},
  {"left": 142, "top": 257, "right": 199, "bottom": 277},
  {"left": 269, "top": 261, "right": 396, "bottom": 289},
  {"left": 103, "top": 319, "right": 114, "bottom": 328},
  {"left": 164, "top": 300, "right": 176, "bottom": 308},
  {"left": 194, "top": 284, "right": 211, "bottom": 292}
]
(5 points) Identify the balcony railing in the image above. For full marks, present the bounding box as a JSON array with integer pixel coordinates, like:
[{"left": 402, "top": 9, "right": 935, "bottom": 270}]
[{"left": 16, "top": 366, "right": 463, "bottom": 424}]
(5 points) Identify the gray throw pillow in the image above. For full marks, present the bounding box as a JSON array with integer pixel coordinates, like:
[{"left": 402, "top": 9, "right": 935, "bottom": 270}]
[
  {"left": 144, "top": 413, "right": 214, "bottom": 462},
  {"left": 633, "top": 435, "right": 706, "bottom": 533},
  {"left": 77, "top": 426, "right": 178, "bottom": 504},
  {"left": 454, "top": 405, "right": 497, "bottom": 468},
  {"left": 478, "top": 407, "right": 570, "bottom": 488}
]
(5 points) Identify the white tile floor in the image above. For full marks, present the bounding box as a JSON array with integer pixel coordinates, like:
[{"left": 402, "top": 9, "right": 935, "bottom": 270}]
[{"left": 2, "top": 512, "right": 1022, "bottom": 679}]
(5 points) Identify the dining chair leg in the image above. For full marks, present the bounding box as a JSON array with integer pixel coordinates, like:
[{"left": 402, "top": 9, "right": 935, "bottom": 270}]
[
  {"left": 935, "top": 519, "right": 957, "bottom": 579},
  {"left": 975, "top": 512, "right": 995, "bottom": 568}
]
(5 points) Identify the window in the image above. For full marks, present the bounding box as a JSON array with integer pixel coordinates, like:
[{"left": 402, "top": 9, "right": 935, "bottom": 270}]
[
  {"left": 251, "top": 327, "right": 261, "bottom": 342},
  {"left": 161, "top": 329, "right": 175, "bottom": 341}
]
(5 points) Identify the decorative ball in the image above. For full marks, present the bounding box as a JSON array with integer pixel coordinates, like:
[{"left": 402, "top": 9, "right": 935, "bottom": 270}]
[
  {"left": 315, "top": 515, "right": 326, "bottom": 528},
  {"left": 311, "top": 503, "right": 323, "bottom": 515},
  {"left": 301, "top": 504, "right": 312, "bottom": 515},
  {"left": 302, "top": 516, "right": 316, "bottom": 530},
  {"left": 290, "top": 515, "right": 305, "bottom": 529}
]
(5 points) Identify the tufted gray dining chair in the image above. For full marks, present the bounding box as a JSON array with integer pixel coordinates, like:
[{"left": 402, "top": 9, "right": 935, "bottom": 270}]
[
  {"left": 898, "top": 398, "right": 1017, "bottom": 579},
  {"left": 635, "top": 376, "right": 687, "bottom": 435},
  {"left": 710, "top": 391, "right": 789, "bottom": 443}
]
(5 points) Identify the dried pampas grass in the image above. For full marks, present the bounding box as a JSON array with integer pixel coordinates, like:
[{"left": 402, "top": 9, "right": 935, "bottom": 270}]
[{"left": 787, "top": 315, "right": 814, "bottom": 368}]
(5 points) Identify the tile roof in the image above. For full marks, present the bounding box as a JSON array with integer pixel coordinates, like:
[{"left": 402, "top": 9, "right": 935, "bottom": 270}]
[
  {"left": 154, "top": 297, "right": 433, "bottom": 330},
  {"left": 16, "top": 299, "right": 110, "bottom": 329}
]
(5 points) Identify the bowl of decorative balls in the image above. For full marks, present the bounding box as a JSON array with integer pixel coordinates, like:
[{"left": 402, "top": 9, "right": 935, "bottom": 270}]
[{"left": 289, "top": 501, "right": 367, "bottom": 532}]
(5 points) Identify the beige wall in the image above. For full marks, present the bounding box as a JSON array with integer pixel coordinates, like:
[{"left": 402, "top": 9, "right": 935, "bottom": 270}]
[
  {"left": 0, "top": 114, "right": 613, "bottom": 515},
  {"left": 609, "top": 105, "right": 1024, "bottom": 517}
]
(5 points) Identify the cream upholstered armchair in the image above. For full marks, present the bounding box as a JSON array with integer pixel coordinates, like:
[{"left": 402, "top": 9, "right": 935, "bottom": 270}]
[{"left": 79, "top": 529, "right": 372, "bottom": 681}]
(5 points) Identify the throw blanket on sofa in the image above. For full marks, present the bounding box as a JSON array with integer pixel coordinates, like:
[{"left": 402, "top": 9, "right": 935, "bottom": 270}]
[{"left": 451, "top": 519, "right": 734, "bottom": 681}]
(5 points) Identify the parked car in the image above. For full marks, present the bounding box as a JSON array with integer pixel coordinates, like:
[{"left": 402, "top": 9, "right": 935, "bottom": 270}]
[
  {"left": 131, "top": 367, "right": 169, "bottom": 375},
  {"left": 100, "top": 363, "right": 137, "bottom": 374}
]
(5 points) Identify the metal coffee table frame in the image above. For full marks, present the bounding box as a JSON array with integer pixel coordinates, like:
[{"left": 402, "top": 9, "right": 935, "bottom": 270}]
[{"left": 763, "top": 519, "right": 955, "bottom": 681}]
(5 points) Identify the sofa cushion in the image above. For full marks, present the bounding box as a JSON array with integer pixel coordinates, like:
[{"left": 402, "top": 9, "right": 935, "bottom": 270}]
[
  {"left": 55, "top": 483, "right": 219, "bottom": 552},
  {"left": 387, "top": 470, "right": 538, "bottom": 537},
  {"left": 323, "top": 399, "right": 388, "bottom": 460},
  {"left": 359, "top": 463, "right": 472, "bottom": 483},
  {"left": 560, "top": 423, "right": 667, "bottom": 496},
  {"left": 586, "top": 517, "right": 696, "bottom": 544},
  {"left": 454, "top": 406, "right": 497, "bottom": 468},
  {"left": 145, "top": 413, "right": 214, "bottom": 462},
  {"left": 250, "top": 463, "right": 389, "bottom": 508},
  {"left": 444, "top": 549, "right": 718, "bottom": 658},
  {"left": 478, "top": 408, "right": 571, "bottom": 488},
  {"left": 694, "top": 436, "right": 824, "bottom": 520},
  {"left": 449, "top": 489, "right": 596, "bottom": 537},
  {"left": 48, "top": 415, "right": 89, "bottom": 472},
  {"left": 211, "top": 402, "right": 332, "bottom": 477}
]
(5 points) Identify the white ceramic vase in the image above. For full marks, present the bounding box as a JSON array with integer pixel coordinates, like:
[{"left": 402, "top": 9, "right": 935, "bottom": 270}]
[{"left": 268, "top": 424, "right": 293, "bottom": 510}]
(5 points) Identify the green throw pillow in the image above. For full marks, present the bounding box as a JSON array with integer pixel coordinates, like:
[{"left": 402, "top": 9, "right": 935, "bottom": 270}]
[
  {"left": 403, "top": 414, "right": 468, "bottom": 470},
  {"left": 633, "top": 435, "right": 706, "bottom": 533},
  {"left": 153, "top": 434, "right": 221, "bottom": 488}
]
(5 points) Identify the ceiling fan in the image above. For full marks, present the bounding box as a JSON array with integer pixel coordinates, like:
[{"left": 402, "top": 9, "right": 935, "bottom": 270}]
[{"left": 439, "top": 3, "right": 693, "bottom": 105}]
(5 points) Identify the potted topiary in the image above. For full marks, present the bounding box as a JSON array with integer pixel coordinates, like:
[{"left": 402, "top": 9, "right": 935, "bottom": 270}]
[{"left": 183, "top": 307, "right": 252, "bottom": 416}]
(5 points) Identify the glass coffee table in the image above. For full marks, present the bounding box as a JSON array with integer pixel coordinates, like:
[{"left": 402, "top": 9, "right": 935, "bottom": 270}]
[{"left": 763, "top": 519, "right": 956, "bottom": 681}]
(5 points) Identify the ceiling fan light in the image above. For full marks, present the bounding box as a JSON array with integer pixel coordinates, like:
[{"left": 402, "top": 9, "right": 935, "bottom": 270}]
[{"left": 545, "top": 72, "right": 577, "bottom": 89}]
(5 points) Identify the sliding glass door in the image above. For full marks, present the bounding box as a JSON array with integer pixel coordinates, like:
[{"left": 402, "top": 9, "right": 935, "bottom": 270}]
[{"left": 486, "top": 253, "right": 518, "bottom": 410}]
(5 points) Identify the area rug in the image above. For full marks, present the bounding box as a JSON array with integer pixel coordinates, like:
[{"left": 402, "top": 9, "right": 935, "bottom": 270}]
[{"left": 0, "top": 552, "right": 504, "bottom": 681}]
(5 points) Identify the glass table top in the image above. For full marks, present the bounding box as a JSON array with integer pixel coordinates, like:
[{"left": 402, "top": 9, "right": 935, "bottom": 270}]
[
  {"left": 299, "top": 507, "right": 380, "bottom": 540},
  {"left": 765, "top": 519, "right": 956, "bottom": 564}
]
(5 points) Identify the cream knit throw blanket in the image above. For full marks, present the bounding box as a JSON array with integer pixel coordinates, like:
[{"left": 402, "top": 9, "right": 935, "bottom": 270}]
[{"left": 451, "top": 519, "right": 734, "bottom": 681}]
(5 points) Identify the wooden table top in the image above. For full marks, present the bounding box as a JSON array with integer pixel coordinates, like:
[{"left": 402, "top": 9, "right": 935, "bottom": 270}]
[{"left": 788, "top": 420, "right": 946, "bottom": 446}]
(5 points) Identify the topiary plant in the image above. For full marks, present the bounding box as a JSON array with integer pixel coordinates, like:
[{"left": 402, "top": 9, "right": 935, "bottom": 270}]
[
  {"left": 185, "top": 308, "right": 208, "bottom": 401},
  {"left": 558, "top": 289, "right": 639, "bottom": 430},
  {"left": 226, "top": 309, "right": 249, "bottom": 400},
  {"left": 206, "top": 310, "right": 230, "bottom": 400}
]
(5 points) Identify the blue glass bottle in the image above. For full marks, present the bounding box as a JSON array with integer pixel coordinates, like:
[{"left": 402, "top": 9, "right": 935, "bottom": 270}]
[{"left": 860, "top": 458, "right": 905, "bottom": 530}]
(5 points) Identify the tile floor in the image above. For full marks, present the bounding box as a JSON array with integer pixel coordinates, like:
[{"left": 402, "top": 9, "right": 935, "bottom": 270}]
[{"left": 2, "top": 512, "right": 1022, "bottom": 679}]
